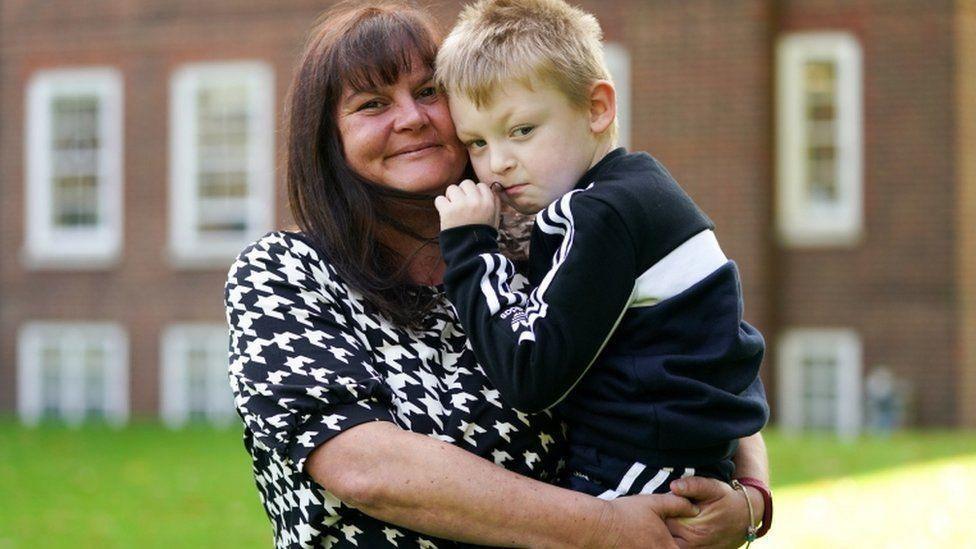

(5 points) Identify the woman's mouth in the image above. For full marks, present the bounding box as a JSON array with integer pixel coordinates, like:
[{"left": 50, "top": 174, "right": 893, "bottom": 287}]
[{"left": 389, "top": 142, "right": 440, "bottom": 159}]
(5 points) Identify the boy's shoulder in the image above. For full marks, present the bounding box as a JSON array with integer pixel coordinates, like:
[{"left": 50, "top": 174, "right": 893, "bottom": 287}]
[
  {"left": 573, "top": 148, "right": 690, "bottom": 211},
  {"left": 564, "top": 149, "right": 715, "bottom": 259}
]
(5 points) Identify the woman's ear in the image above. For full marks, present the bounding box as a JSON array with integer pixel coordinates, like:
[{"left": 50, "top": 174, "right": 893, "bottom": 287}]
[{"left": 588, "top": 79, "right": 616, "bottom": 135}]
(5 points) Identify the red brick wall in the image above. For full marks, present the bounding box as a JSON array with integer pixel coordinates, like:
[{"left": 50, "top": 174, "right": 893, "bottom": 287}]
[
  {"left": 0, "top": 0, "right": 965, "bottom": 427},
  {"left": 776, "top": 0, "right": 958, "bottom": 425},
  {"left": 0, "top": 1, "right": 312, "bottom": 415},
  {"left": 954, "top": 1, "right": 976, "bottom": 428},
  {"left": 0, "top": 0, "right": 777, "bottom": 418}
]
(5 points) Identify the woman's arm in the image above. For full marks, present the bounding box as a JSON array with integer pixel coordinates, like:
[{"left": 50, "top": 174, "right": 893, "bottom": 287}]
[
  {"left": 308, "top": 421, "right": 699, "bottom": 548},
  {"left": 665, "top": 433, "right": 769, "bottom": 549}
]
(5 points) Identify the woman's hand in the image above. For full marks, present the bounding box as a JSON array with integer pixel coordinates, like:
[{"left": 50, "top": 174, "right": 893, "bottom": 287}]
[
  {"left": 665, "top": 477, "right": 762, "bottom": 549},
  {"left": 435, "top": 179, "right": 501, "bottom": 230},
  {"left": 595, "top": 493, "right": 700, "bottom": 549}
]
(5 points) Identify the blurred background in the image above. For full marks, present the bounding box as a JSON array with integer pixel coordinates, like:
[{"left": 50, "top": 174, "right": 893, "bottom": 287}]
[{"left": 1, "top": 0, "right": 975, "bottom": 547}]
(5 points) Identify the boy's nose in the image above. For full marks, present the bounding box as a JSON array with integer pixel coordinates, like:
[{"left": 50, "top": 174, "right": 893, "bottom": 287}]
[{"left": 490, "top": 152, "right": 516, "bottom": 175}]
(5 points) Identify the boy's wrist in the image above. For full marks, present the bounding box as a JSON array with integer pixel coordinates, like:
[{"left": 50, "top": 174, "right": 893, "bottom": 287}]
[{"left": 439, "top": 224, "right": 500, "bottom": 268}]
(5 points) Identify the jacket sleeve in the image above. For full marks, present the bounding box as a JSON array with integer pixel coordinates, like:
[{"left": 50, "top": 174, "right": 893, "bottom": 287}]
[
  {"left": 224, "top": 232, "right": 396, "bottom": 473},
  {"left": 440, "top": 193, "right": 637, "bottom": 413}
]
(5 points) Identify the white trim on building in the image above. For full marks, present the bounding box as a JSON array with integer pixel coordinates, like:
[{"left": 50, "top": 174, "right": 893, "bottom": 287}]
[
  {"left": 24, "top": 67, "right": 124, "bottom": 268},
  {"left": 169, "top": 61, "right": 274, "bottom": 268},
  {"left": 17, "top": 322, "right": 129, "bottom": 426},
  {"left": 776, "top": 32, "right": 863, "bottom": 247},
  {"left": 160, "top": 323, "right": 235, "bottom": 427},
  {"left": 604, "top": 42, "right": 631, "bottom": 150},
  {"left": 777, "top": 328, "right": 863, "bottom": 438}
]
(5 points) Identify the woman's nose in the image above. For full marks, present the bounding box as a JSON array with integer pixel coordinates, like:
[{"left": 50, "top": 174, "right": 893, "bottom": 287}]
[{"left": 392, "top": 99, "right": 429, "bottom": 132}]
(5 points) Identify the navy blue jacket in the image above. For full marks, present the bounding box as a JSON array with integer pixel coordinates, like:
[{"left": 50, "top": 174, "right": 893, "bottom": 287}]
[{"left": 441, "top": 148, "right": 768, "bottom": 466}]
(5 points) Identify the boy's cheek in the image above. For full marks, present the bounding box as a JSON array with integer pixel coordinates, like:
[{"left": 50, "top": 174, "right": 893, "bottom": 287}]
[{"left": 469, "top": 158, "right": 491, "bottom": 183}]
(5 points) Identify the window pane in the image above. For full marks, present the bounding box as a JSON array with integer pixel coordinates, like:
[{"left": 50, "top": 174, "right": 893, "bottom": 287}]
[
  {"left": 207, "top": 340, "right": 234, "bottom": 421},
  {"left": 803, "top": 60, "right": 838, "bottom": 205},
  {"left": 802, "top": 354, "right": 838, "bottom": 430},
  {"left": 83, "top": 345, "right": 106, "bottom": 420},
  {"left": 186, "top": 346, "right": 210, "bottom": 421},
  {"left": 51, "top": 95, "right": 100, "bottom": 228},
  {"left": 41, "top": 345, "right": 62, "bottom": 419},
  {"left": 195, "top": 84, "right": 250, "bottom": 236}
]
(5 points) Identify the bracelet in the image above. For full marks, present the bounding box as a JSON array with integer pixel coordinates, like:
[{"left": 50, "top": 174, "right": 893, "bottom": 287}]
[
  {"left": 729, "top": 480, "right": 757, "bottom": 547},
  {"left": 736, "top": 477, "right": 773, "bottom": 538}
]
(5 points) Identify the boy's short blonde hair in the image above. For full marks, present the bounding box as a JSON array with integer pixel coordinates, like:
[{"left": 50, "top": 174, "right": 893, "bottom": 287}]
[{"left": 436, "top": 0, "right": 613, "bottom": 113}]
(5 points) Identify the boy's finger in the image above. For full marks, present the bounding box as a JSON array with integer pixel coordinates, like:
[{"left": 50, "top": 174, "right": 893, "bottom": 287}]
[
  {"left": 459, "top": 179, "right": 478, "bottom": 194},
  {"left": 445, "top": 185, "right": 465, "bottom": 201},
  {"left": 477, "top": 182, "right": 494, "bottom": 202},
  {"left": 434, "top": 195, "right": 449, "bottom": 211}
]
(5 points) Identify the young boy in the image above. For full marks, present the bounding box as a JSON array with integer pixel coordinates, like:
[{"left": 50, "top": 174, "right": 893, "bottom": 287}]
[{"left": 434, "top": 0, "right": 769, "bottom": 498}]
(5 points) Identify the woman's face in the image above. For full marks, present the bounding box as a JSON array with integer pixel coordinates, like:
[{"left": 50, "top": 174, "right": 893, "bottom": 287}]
[{"left": 337, "top": 61, "right": 467, "bottom": 195}]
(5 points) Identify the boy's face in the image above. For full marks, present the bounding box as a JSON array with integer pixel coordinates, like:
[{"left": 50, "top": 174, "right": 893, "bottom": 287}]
[{"left": 448, "top": 79, "right": 600, "bottom": 214}]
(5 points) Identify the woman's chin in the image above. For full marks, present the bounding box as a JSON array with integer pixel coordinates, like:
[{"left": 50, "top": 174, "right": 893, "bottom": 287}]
[{"left": 384, "top": 153, "right": 466, "bottom": 194}]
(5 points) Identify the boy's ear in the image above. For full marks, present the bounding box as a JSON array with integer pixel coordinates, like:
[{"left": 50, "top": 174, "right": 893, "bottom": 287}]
[{"left": 588, "top": 80, "right": 616, "bottom": 135}]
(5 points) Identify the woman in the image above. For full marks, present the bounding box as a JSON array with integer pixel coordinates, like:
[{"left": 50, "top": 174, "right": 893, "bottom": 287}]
[{"left": 224, "top": 2, "right": 769, "bottom": 547}]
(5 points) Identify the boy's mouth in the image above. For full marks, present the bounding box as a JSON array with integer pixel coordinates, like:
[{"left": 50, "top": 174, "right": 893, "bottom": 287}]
[{"left": 500, "top": 183, "right": 529, "bottom": 197}]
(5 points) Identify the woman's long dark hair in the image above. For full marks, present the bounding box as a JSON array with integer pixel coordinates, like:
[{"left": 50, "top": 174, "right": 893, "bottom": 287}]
[{"left": 285, "top": 1, "right": 450, "bottom": 327}]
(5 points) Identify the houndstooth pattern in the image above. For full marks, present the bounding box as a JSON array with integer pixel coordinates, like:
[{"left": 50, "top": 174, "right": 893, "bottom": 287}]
[{"left": 225, "top": 231, "right": 565, "bottom": 548}]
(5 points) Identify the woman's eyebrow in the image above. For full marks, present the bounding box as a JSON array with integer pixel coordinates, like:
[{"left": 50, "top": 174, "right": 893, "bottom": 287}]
[
  {"left": 343, "top": 86, "right": 375, "bottom": 101},
  {"left": 343, "top": 68, "right": 434, "bottom": 101}
]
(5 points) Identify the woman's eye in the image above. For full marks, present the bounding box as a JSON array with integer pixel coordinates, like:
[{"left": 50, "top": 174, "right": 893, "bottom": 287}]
[
  {"left": 417, "top": 86, "right": 438, "bottom": 99},
  {"left": 512, "top": 125, "right": 535, "bottom": 137},
  {"left": 357, "top": 99, "right": 383, "bottom": 111}
]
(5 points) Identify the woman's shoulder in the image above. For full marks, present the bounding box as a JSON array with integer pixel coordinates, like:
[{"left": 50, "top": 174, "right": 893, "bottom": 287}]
[
  {"left": 236, "top": 229, "right": 323, "bottom": 260},
  {"left": 226, "top": 230, "right": 343, "bottom": 294},
  {"left": 230, "top": 230, "right": 331, "bottom": 271}
]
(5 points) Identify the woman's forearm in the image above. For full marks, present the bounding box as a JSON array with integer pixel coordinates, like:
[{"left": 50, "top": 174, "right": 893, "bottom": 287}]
[
  {"left": 733, "top": 432, "right": 768, "bottom": 518},
  {"left": 306, "top": 421, "right": 609, "bottom": 547},
  {"left": 733, "top": 432, "right": 769, "bottom": 483}
]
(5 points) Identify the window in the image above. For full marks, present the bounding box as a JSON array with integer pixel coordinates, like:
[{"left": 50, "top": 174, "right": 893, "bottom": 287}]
[
  {"left": 776, "top": 33, "right": 863, "bottom": 247},
  {"left": 160, "top": 324, "right": 235, "bottom": 427},
  {"left": 604, "top": 43, "right": 631, "bottom": 149},
  {"left": 169, "top": 62, "right": 274, "bottom": 267},
  {"left": 17, "top": 322, "right": 128, "bottom": 425},
  {"left": 777, "top": 328, "right": 862, "bottom": 438},
  {"left": 25, "top": 68, "right": 123, "bottom": 267}
]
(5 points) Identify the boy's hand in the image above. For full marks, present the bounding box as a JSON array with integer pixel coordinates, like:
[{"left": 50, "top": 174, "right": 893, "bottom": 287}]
[{"left": 435, "top": 179, "right": 501, "bottom": 231}]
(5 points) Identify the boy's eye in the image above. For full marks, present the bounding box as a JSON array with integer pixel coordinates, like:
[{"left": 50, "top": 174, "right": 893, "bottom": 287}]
[
  {"left": 512, "top": 125, "right": 535, "bottom": 137},
  {"left": 466, "top": 139, "right": 487, "bottom": 150}
]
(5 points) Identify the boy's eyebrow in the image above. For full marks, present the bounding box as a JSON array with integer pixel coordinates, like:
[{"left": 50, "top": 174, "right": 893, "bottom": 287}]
[{"left": 498, "top": 104, "right": 545, "bottom": 128}]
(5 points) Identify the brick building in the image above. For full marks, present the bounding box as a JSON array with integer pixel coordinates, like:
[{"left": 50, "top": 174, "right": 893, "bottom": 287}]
[{"left": 1, "top": 0, "right": 974, "bottom": 431}]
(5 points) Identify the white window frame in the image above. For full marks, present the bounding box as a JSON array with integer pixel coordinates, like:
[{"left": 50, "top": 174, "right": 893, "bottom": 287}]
[
  {"left": 776, "top": 32, "right": 863, "bottom": 247},
  {"left": 16, "top": 322, "right": 129, "bottom": 426},
  {"left": 604, "top": 42, "right": 631, "bottom": 149},
  {"left": 777, "top": 328, "right": 862, "bottom": 438},
  {"left": 24, "top": 67, "right": 124, "bottom": 268},
  {"left": 160, "top": 323, "right": 235, "bottom": 428},
  {"left": 169, "top": 61, "right": 274, "bottom": 268}
]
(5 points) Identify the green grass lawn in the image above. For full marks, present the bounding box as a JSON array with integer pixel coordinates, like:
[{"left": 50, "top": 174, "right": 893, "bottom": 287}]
[
  {"left": 0, "top": 419, "right": 269, "bottom": 548},
  {"left": 2, "top": 418, "right": 975, "bottom": 548}
]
